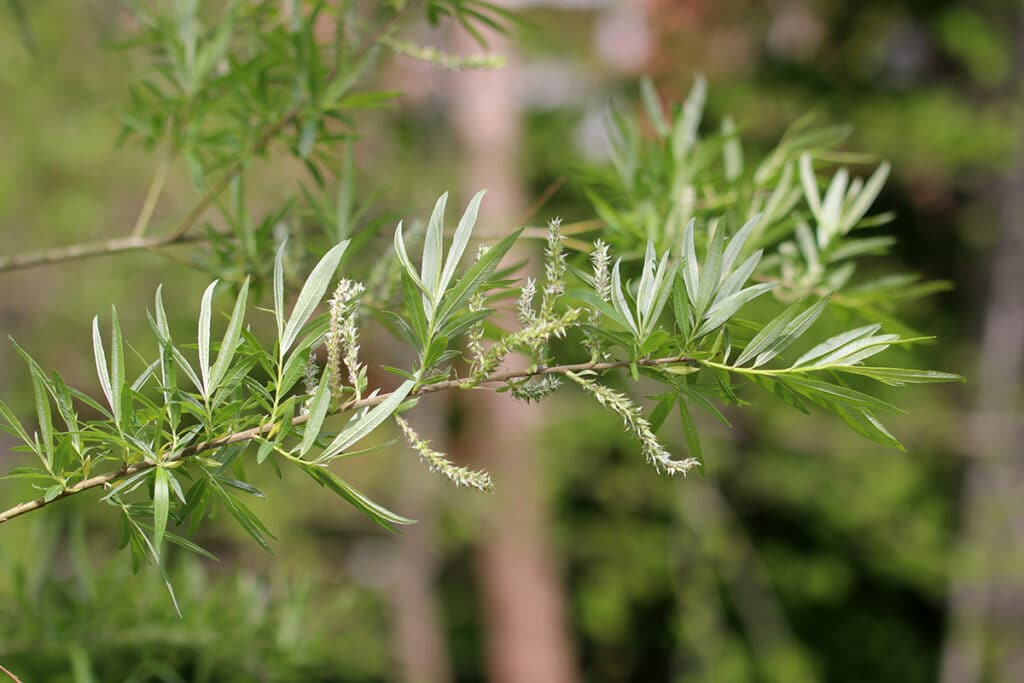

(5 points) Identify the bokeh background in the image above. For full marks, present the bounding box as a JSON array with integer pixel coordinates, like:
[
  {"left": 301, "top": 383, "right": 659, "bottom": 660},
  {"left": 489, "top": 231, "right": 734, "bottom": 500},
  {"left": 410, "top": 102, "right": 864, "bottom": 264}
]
[{"left": 1, "top": 1, "right": 1021, "bottom": 681}]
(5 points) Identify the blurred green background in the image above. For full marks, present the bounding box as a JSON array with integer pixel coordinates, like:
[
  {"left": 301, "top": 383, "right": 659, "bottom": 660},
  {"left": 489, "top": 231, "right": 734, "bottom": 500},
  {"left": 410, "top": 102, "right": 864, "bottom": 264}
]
[{"left": 1, "top": 1, "right": 1020, "bottom": 681}]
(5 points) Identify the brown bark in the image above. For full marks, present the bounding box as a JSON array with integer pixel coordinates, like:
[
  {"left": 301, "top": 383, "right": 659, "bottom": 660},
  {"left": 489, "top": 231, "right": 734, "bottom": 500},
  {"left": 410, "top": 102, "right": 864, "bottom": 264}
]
[
  {"left": 390, "top": 406, "right": 454, "bottom": 683},
  {"left": 940, "top": 9, "right": 1024, "bottom": 682},
  {"left": 449, "top": 24, "right": 581, "bottom": 683}
]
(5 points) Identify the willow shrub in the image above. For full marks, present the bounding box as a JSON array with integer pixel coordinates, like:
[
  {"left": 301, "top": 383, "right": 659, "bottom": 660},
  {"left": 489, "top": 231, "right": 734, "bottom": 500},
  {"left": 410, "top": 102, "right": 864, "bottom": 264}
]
[{"left": 0, "top": 1, "right": 960, "bottom": 612}]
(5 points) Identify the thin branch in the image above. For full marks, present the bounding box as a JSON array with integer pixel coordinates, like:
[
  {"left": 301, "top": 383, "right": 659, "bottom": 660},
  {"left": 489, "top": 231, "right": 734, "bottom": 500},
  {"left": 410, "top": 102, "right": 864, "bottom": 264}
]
[
  {"left": 0, "top": 662, "right": 21, "bottom": 683},
  {"left": 0, "top": 105, "right": 302, "bottom": 275},
  {"left": 0, "top": 355, "right": 693, "bottom": 525},
  {"left": 0, "top": 233, "right": 208, "bottom": 273},
  {"left": 131, "top": 119, "right": 174, "bottom": 238}
]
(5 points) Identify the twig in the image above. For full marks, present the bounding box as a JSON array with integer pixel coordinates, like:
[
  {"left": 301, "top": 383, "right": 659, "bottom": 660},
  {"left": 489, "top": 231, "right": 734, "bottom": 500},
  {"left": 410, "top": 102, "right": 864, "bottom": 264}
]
[
  {"left": 515, "top": 176, "right": 565, "bottom": 227},
  {"left": 131, "top": 119, "right": 174, "bottom": 237},
  {"left": 0, "top": 355, "right": 693, "bottom": 525},
  {"left": 0, "top": 663, "right": 21, "bottom": 683},
  {"left": 0, "top": 106, "right": 303, "bottom": 276}
]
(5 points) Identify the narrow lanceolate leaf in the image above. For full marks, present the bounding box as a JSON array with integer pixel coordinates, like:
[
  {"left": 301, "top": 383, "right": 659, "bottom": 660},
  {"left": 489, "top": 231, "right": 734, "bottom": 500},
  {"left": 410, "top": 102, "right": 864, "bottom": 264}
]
[
  {"left": 440, "top": 189, "right": 486, "bottom": 296},
  {"left": 394, "top": 221, "right": 430, "bottom": 296},
  {"left": 637, "top": 241, "right": 658, "bottom": 317},
  {"left": 807, "top": 333, "right": 900, "bottom": 369},
  {"left": 734, "top": 302, "right": 800, "bottom": 367},
  {"left": 799, "top": 153, "right": 821, "bottom": 217},
  {"left": 610, "top": 260, "right": 638, "bottom": 335},
  {"left": 273, "top": 240, "right": 286, "bottom": 342},
  {"left": 299, "top": 462, "right": 415, "bottom": 531},
  {"left": 110, "top": 307, "right": 125, "bottom": 422},
  {"left": 92, "top": 317, "right": 115, "bottom": 417},
  {"left": 715, "top": 249, "right": 763, "bottom": 304},
  {"left": 645, "top": 259, "right": 677, "bottom": 337},
  {"left": 673, "top": 74, "right": 706, "bottom": 158},
  {"left": 153, "top": 285, "right": 171, "bottom": 341},
  {"left": 818, "top": 167, "right": 849, "bottom": 247},
  {"left": 698, "top": 283, "right": 776, "bottom": 338},
  {"left": 720, "top": 213, "right": 762, "bottom": 278},
  {"left": 27, "top": 359, "right": 54, "bottom": 468},
  {"left": 837, "top": 406, "right": 905, "bottom": 452},
  {"left": 694, "top": 225, "right": 725, "bottom": 316},
  {"left": 421, "top": 192, "right": 449, "bottom": 301},
  {"left": 678, "top": 398, "right": 704, "bottom": 466},
  {"left": 841, "top": 162, "right": 890, "bottom": 234},
  {"left": 792, "top": 324, "right": 880, "bottom": 368},
  {"left": 0, "top": 397, "right": 31, "bottom": 445},
  {"left": 752, "top": 296, "right": 830, "bottom": 368},
  {"left": 682, "top": 218, "right": 700, "bottom": 302},
  {"left": 319, "top": 380, "right": 414, "bottom": 461},
  {"left": 435, "top": 228, "right": 522, "bottom": 327},
  {"left": 210, "top": 277, "right": 250, "bottom": 393},
  {"left": 834, "top": 366, "right": 965, "bottom": 386},
  {"left": 198, "top": 280, "right": 218, "bottom": 397},
  {"left": 640, "top": 78, "right": 669, "bottom": 138},
  {"left": 300, "top": 369, "right": 332, "bottom": 457},
  {"left": 153, "top": 467, "right": 170, "bottom": 556},
  {"left": 282, "top": 240, "right": 350, "bottom": 355}
]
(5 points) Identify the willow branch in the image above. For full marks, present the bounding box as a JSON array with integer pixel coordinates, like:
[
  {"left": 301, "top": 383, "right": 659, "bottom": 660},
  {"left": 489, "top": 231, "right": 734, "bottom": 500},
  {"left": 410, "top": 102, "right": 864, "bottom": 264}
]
[
  {"left": 0, "top": 355, "right": 693, "bottom": 525},
  {"left": 0, "top": 106, "right": 302, "bottom": 275}
]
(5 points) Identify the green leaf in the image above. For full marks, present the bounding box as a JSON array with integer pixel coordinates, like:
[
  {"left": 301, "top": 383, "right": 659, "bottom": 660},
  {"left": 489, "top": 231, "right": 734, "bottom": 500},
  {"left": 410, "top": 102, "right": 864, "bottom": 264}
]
[
  {"left": 782, "top": 376, "right": 904, "bottom": 415},
  {"left": 209, "top": 477, "right": 276, "bottom": 553},
  {"left": 300, "top": 369, "right": 332, "bottom": 457},
  {"left": 394, "top": 221, "right": 431, "bottom": 296},
  {"left": 320, "top": 380, "right": 415, "bottom": 461},
  {"left": 808, "top": 333, "right": 900, "bottom": 368},
  {"left": 91, "top": 316, "right": 115, "bottom": 418},
  {"left": 673, "top": 74, "right": 705, "bottom": 159},
  {"left": 720, "top": 213, "right": 761, "bottom": 277},
  {"left": 799, "top": 153, "right": 821, "bottom": 217},
  {"left": 834, "top": 366, "right": 965, "bottom": 386},
  {"left": 282, "top": 240, "right": 350, "bottom": 355},
  {"left": 298, "top": 462, "right": 414, "bottom": 531},
  {"left": 792, "top": 324, "right": 880, "bottom": 368},
  {"left": 698, "top": 283, "right": 775, "bottom": 338},
  {"left": 29, "top": 358, "right": 54, "bottom": 468},
  {"left": 109, "top": 307, "right": 126, "bottom": 426},
  {"left": 435, "top": 228, "right": 522, "bottom": 328},
  {"left": 273, "top": 240, "right": 286, "bottom": 343},
  {"left": 153, "top": 467, "right": 169, "bottom": 556},
  {"left": 695, "top": 223, "right": 725, "bottom": 316},
  {"left": 0, "top": 396, "right": 31, "bottom": 445},
  {"left": 678, "top": 398, "right": 704, "bottom": 467},
  {"left": 649, "top": 392, "right": 676, "bottom": 432},
  {"left": 421, "top": 191, "right": 449, "bottom": 302},
  {"left": 440, "top": 190, "right": 486, "bottom": 297},
  {"left": 841, "top": 162, "right": 890, "bottom": 234},
  {"left": 210, "top": 277, "right": 250, "bottom": 393},
  {"left": 742, "top": 296, "right": 829, "bottom": 368},
  {"left": 610, "top": 260, "right": 638, "bottom": 335},
  {"left": 640, "top": 78, "right": 668, "bottom": 138},
  {"left": 672, "top": 274, "right": 692, "bottom": 339},
  {"left": 836, "top": 406, "right": 905, "bottom": 452},
  {"left": 198, "top": 280, "right": 218, "bottom": 397},
  {"left": 682, "top": 218, "right": 699, "bottom": 302},
  {"left": 715, "top": 249, "right": 763, "bottom": 303}
]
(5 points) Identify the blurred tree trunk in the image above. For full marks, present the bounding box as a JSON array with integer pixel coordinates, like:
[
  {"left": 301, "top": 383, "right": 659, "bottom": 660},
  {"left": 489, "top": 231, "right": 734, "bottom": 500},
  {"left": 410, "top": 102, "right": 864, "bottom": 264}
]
[
  {"left": 449, "top": 25, "right": 581, "bottom": 683},
  {"left": 390, "top": 404, "right": 453, "bottom": 683},
  {"left": 940, "top": 9, "right": 1024, "bottom": 682}
]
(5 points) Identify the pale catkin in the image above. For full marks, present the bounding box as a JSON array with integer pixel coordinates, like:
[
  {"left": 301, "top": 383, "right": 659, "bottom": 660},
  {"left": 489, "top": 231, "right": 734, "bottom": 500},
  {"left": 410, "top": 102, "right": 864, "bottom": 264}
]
[
  {"left": 541, "top": 218, "right": 566, "bottom": 319},
  {"left": 566, "top": 371, "right": 700, "bottom": 476},
  {"left": 471, "top": 309, "right": 581, "bottom": 385},
  {"left": 396, "top": 416, "right": 493, "bottom": 492},
  {"left": 584, "top": 239, "right": 612, "bottom": 360},
  {"left": 326, "top": 279, "right": 366, "bottom": 401}
]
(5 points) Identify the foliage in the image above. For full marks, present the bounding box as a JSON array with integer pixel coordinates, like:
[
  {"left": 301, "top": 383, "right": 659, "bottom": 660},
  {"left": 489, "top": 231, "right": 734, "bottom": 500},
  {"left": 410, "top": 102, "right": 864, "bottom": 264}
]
[{"left": 0, "top": 0, "right": 961, "bottom": 617}]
